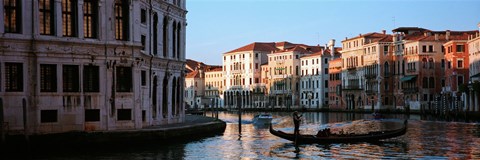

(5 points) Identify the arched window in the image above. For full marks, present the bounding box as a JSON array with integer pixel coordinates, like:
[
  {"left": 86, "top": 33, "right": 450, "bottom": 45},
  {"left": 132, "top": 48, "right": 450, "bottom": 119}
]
[
  {"left": 422, "top": 58, "right": 427, "bottom": 68},
  {"left": 429, "top": 77, "right": 435, "bottom": 88},
  {"left": 423, "top": 77, "right": 428, "bottom": 88},
  {"left": 384, "top": 62, "right": 389, "bottom": 76},
  {"left": 429, "top": 58, "right": 434, "bottom": 69},
  {"left": 153, "top": 76, "right": 158, "bottom": 118},
  {"left": 172, "top": 77, "right": 176, "bottom": 116},
  {"left": 162, "top": 74, "right": 169, "bottom": 118},
  {"left": 153, "top": 13, "right": 158, "bottom": 55},
  {"left": 172, "top": 21, "right": 177, "bottom": 59},
  {"left": 177, "top": 22, "right": 181, "bottom": 59},
  {"left": 163, "top": 16, "right": 168, "bottom": 57}
]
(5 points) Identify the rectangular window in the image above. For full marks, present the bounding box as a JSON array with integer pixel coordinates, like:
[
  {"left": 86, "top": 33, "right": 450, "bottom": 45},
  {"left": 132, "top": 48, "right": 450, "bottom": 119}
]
[
  {"left": 384, "top": 46, "right": 388, "bottom": 54},
  {"left": 457, "top": 59, "right": 464, "bottom": 68},
  {"left": 456, "top": 45, "right": 465, "bottom": 52},
  {"left": 114, "top": 0, "right": 129, "bottom": 40},
  {"left": 5, "top": 62, "right": 23, "bottom": 92},
  {"left": 117, "top": 109, "right": 132, "bottom": 120},
  {"left": 441, "top": 59, "right": 445, "bottom": 68},
  {"left": 62, "top": 0, "right": 77, "bottom": 37},
  {"left": 4, "top": 0, "right": 22, "bottom": 33},
  {"left": 41, "top": 110, "right": 57, "bottom": 123},
  {"left": 83, "top": 65, "right": 99, "bottom": 92},
  {"left": 140, "top": 8, "right": 146, "bottom": 24},
  {"left": 458, "top": 75, "right": 464, "bottom": 87},
  {"left": 141, "top": 35, "right": 146, "bottom": 50},
  {"left": 40, "top": 64, "right": 57, "bottom": 92},
  {"left": 429, "top": 45, "right": 433, "bottom": 52},
  {"left": 39, "top": 0, "right": 54, "bottom": 35},
  {"left": 325, "top": 80, "right": 328, "bottom": 88},
  {"left": 448, "top": 61, "right": 451, "bottom": 69},
  {"left": 141, "top": 70, "right": 146, "bottom": 86},
  {"left": 422, "top": 45, "right": 426, "bottom": 52},
  {"left": 85, "top": 109, "right": 100, "bottom": 122},
  {"left": 83, "top": 0, "right": 98, "bottom": 38},
  {"left": 63, "top": 65, "right": 79, "bottom": 92},
  {"left": 255, "top": 53, "right": 258, "bottom": 58},
  {"left": 116, "top": 66, "right": 132, "bottom": 92}
]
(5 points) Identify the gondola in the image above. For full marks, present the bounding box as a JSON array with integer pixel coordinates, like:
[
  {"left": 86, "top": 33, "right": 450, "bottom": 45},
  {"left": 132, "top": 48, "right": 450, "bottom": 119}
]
[{"left": 269, "top": 120, "right": 408, "bottom": 144}]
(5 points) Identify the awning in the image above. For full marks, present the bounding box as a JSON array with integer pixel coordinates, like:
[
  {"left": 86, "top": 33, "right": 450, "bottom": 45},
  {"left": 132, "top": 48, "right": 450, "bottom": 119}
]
[
  {"left": 471, "top": 73, "right": 480, "bottom": 78},
  {"left": 400, "top": 75, "right": 417, "bottom": 82}
]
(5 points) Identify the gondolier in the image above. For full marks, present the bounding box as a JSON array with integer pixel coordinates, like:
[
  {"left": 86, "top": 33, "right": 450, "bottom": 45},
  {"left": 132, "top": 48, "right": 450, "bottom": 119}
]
[{"left": 293, "top": 111, "right": 302, "bottom": 145}]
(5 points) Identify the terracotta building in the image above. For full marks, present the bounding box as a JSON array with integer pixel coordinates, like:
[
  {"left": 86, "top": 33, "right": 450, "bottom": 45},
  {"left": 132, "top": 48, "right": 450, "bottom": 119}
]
[{"left": 328, "top": 58, "right": 343, "bottom": 109}]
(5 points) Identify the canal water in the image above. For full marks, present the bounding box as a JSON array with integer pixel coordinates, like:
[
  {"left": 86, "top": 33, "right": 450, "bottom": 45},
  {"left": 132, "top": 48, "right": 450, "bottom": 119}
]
[{"left": 24, "top": 112, "right": 480, "bottom": 159}]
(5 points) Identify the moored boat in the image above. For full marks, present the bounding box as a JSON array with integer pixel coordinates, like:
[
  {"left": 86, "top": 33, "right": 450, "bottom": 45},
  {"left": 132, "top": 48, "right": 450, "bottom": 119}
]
[{"left": 269, "top": 120, "right": 407, "bottom": 144}]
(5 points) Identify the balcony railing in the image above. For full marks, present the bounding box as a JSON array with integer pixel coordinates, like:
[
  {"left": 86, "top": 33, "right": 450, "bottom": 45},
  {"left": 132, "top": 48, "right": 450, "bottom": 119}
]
[
  {"left": 365, "top": 74, "right": 376, "bottom": 79},
  {"left": 402, "top": 88, "right": 419, "bottom": 93},
  {"left": 342, "top": 85, "right": 362, "bottom": 90}
]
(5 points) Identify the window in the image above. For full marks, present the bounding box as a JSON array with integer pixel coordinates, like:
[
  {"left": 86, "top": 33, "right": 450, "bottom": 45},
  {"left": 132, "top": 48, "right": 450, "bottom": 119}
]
[
  {"left": 448, "top": 61, "right": 451, "bottom": 69},
  {"left": 5, "top": 62, "right": 23, "bottom": 92},
  {"left": 458, "top": 75, "right": 464, "bottom": 87},
  {"left": 141, "top": 35, "right": 146, "bottom": 50},
  {"left": 39, "top": 0, "right": 54, "bottom": 35},
  {"left": 423, "top": 77, "right": 428, "bottom": 88},
  {"left": 140, "top": 8, "right": 146, "bottom": 24},
  {"left": 422, "top": 45, "right": 426, "bottom": 52},
  {"left": 62, "top": 0, "right": 77, "bottom": 37},
  {"left": 85, "top": 109, "right": 100, "bottom": 122},
  {"left": 63, "top": 65, "right": 79, "bottom": 92},
  {"left": 117, "top": 109, "right": 132, "bottom": 120},
  {"left": 141, "top": 70, "right": 146, "bottom": 86},
  {"left": 163, "top": 17, "right": 168, "bottom": 57},
  {"left": 114, "top": 0, "right": 129, "bottom": 40},
  {"left": 41, "top": 110, "right": 57, "bottom": 123},
  {"left": 456, "top": 45, "right": 464, "bottom": 52},
  {"left": 441, "top": 59, "right": 445, "bottom": 68},
  {"left": 40, "top": 64, "right": 57, "bottom": 92},
  {"left": 384, "top": 46, "right": 388, "bottom": 54},
  {"left": 429, "top": 77, "right": 434, "bottom": 88},
  {"left": 324, "top": 58, "right": 328, "bottom": 64},
  {"left": 116, "top": 66, "right": 132, "bottom": 92},
  {"left": 255, "top": 53, "right": 258, "bottom": 59},
  {"left": 83, "top": 0, "right": 98, "bottom": 38},
  {"left": 4, "top": 0, "right": 21, "bottom": 33},
  {"left": 325, "top": 80, "right": 328, "bottom": 88},
  {"left": 83, "top": 65, "right": 99, "bottom": 92},
  {"left": 429, "top": 45, "right": 433, "bottom": 52},
  {"left": 457, "top": 59, "right": 464, "bottom": 68}
]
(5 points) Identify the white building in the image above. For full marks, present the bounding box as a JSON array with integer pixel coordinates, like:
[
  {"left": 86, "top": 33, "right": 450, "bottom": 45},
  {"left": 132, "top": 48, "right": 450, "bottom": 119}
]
[
  {"left": 467, "top": 24, "right": 480, "bottom": 112},
  {"left": 0, "top": 0, "right": 187, "bottom": 134}
]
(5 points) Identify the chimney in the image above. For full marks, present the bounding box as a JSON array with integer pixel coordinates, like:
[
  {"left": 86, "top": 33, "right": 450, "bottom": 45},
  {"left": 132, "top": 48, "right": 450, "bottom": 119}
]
[
  {"left": 328, "top": 39, "right": 336, "bottom": 56},
  {"left": 382, "top": 30, "right": 386, "bottom": 34},
  {"left": 446, "top": 30, "right": 450, "bottom": 40}
]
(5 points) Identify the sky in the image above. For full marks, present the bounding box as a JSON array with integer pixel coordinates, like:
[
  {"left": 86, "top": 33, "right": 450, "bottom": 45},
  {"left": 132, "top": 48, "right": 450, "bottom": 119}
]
[{"left": 186, "top": 0, "right": 480, "bottom": 65}]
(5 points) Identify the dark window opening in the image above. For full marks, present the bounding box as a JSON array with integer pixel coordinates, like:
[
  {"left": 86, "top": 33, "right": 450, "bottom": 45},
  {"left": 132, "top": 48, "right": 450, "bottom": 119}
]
[
  {"left": 140, "top": 8, "right": 146, "bottom": 24},
  {"left": 117, "top": 109, "right": 132, "bottom": 121},
  {"left": 116, "top": 66, "right": 132, "bottom": 92},
  {"left": 40, "top": 64, "right": 57, "bottom": 92},
  {"left": 63, "top": 65, "right": 79, "bottom": 92},
  {"left": 141, "top": 35, "right": 146, "bottom": 51},
  {"left": 83, "top": 65, "right": 99, "bottom": 92},
  {"left": 163, "top": 17, "right": 168, "bottom": 57},
  {"left": 85, "top": 109, "right": 100, "bottom": 122},
  {"left": 141, "top": 70, "right": 146, "bottom": 86},
  {"left": 5, "top": 62, "right": 23, "bottom": 92},
  {"left": 41, "top": 110, "right": 58, "bottom": 123},
  {"left": 142, "top": 110, "right": 146, "bottom": 122}
]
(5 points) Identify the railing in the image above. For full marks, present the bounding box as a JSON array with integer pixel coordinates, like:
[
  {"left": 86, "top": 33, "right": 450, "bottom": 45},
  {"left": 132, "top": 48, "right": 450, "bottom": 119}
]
[
  {"left": 402, "top": 88, "right": 419, "bottom": 93},
  {"left": 365, "top": 74, "right": 376, "bottom": 79},
  {"left": 342, "top": 86, "right": 362, "bottom": 90}
]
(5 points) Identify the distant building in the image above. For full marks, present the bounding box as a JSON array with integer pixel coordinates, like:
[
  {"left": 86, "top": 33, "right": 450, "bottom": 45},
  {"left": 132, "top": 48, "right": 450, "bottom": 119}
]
[
  {"left": 0, "top": 0, "right": 187, "bottom": 134},
  {"left": 185, "top": 67, "right": 205, "bottom": 109},
  {"left": 328, "top": 58, "right": 343, "bottom": 109},
  {"left": 204, "top": 66, "right": 224, "bottom": 108},
  {"left": 265, "top": 42, "right": 322, "bottom": 109}
]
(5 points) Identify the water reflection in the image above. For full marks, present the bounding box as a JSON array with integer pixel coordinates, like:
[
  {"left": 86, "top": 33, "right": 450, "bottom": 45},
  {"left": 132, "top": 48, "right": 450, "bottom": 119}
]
[{"left": 15, "top": 112, "right": 480, "bottom": 159}]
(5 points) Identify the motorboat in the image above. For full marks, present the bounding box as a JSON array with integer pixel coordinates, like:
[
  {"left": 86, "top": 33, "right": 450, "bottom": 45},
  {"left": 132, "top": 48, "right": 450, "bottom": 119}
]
[{"left": 253, "top": 113, "right": 273, "bottom": 125}]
